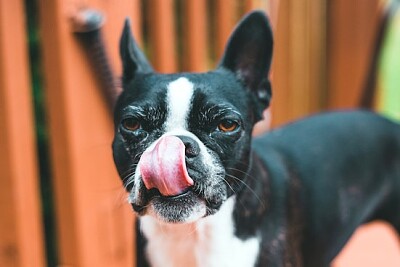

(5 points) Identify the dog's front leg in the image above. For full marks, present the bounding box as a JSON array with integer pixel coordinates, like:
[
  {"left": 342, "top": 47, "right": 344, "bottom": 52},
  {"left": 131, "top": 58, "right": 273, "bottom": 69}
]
[{"left": 256, "top": 228, "right": 303, "bottom": 267}]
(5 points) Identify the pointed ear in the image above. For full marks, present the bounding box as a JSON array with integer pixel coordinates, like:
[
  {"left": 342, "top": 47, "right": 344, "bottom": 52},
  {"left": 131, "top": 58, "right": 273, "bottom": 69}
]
[
  {"left": 120, "top": 19, "right": 153, "bottom": 85},
  {"left": 218, "top": 11, "right": 273, "bottom": 111}
]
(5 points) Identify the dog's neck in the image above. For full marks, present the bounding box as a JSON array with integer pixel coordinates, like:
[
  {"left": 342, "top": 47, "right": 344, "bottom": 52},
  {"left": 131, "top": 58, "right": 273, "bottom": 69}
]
[{"left": 140, "top": 196, "right": 260, "bottom": 267}]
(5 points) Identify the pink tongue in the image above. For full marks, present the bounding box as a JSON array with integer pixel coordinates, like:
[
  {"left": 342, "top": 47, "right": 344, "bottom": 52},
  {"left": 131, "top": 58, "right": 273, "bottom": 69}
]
[{"left": 139, "top": 136, "right": 194, "bottom": 196}]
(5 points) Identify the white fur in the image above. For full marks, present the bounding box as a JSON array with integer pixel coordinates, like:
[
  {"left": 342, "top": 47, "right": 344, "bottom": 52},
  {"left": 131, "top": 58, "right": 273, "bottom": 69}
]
[
  {"left": 163, "top": 77, "right": 218, "bottom": 186},
  {"left": 140, "top": 196, "right": 261, "bottom": 267},
  {"left": 165, "top": 77, "right": 194, "bottom": 131}
]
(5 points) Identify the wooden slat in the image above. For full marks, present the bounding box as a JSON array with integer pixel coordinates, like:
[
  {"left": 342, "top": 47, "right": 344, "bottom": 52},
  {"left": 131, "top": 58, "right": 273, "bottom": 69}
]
[
  {"left": 271, "top": 0, "right": 327, "bottom": 126},
  {"left": 215, "top": 0, "right": 236, "bottom": 60},
  {"left": 270, "top": 0, "right": 291, "bottom": 126},
  {"left": 290, "top": 0, "right": 327, "bottom": 116},
  {"left": 0, "top": 0, "right": 45, "bottom": 266},
  {"left": 288, "top": 0, "right": 310, "bottom": 118},
  {"left": 327, "top": 0, "right": 382, "bottom": 108},
  {"left": 38, "top": 1, "right": 136, "bottom": 266},
  {"left": 309, "top": 0, "right": 328, "bottom": 110},
  {"left": 245, "top": 0, "right": 268, "bottom": 13},
  {"left": 148, "top": 0, "right": 177, "bottom": 73},
  {"left": 268, "top": 0, "right": 280, "bottom": 29},
  {"left": 183, "top": 0, "right": 208, "bottom": 72}
]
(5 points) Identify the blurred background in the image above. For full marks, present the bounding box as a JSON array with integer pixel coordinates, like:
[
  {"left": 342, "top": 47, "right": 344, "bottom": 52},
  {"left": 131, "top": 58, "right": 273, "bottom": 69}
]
[{"left": 1, "top": 0, "right": 400, "bottom": 266}]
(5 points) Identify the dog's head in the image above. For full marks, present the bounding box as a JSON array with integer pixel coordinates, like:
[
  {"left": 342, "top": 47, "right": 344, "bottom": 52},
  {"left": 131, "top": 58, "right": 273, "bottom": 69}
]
[{"left": 112, "top": 11, "right": 273, "bottom": 223}]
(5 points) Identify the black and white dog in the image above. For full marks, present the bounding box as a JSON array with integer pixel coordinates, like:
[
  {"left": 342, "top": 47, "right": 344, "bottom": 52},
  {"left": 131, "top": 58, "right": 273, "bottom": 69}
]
[{"left": 112, "top": 11, "right": 400, "bottom": 267}]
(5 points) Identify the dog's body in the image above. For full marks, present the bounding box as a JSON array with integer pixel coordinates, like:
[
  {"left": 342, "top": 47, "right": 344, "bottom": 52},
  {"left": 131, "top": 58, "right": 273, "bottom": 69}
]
[{"left": 112, "top": 11, "right": 400, "bottom": 267}]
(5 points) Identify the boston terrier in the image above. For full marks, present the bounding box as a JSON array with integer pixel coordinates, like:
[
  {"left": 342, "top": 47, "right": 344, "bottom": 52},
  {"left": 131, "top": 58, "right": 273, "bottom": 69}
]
[{"left": 112, "top": 11, "right": 400, "bottom": 267}]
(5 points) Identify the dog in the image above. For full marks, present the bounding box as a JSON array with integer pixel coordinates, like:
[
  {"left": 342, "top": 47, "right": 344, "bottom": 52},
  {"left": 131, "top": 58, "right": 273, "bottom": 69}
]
[{"left": 112, "top": 11, "right": 400, "bottom": 267}]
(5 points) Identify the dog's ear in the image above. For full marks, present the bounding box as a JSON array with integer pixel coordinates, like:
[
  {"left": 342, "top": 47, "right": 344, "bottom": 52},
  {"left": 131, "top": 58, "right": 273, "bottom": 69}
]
[
  {"left": 120, "top": 19, "right": 153, "bottom": 85},
  {"left": 218, "top": 11, "right": 273, "bottom": 112}
]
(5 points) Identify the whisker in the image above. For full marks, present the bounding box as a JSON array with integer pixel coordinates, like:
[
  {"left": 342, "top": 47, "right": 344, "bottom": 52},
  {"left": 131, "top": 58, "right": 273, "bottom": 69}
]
[
  {"left": 221, "top": 159, "right": 251, "bottom": 166},
  {"left": 225, "top": 173, "right": 265, "bottom": 206},
  {"left": 120, "top": 164, "right": 138, "bottom": 179},
  {"left": 222, "top": 177, "right": 236, "bottom": 194},
  {"left": 226, "top": 167, "right": 258, "bottom": 181}
]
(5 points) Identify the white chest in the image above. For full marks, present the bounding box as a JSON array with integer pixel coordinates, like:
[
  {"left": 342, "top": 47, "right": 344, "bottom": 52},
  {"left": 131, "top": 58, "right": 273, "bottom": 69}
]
[{"left": 140, "top": 197, "right": 260, "bottom": 267}]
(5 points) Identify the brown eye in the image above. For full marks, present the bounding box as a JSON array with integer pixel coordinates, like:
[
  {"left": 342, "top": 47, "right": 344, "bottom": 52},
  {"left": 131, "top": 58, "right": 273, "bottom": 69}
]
[
  {"left": 218, "top": 119, "right": 239, "bottom": 132},
  {"left": 122, "top": 118, "right": 140, "bottom": 131}
]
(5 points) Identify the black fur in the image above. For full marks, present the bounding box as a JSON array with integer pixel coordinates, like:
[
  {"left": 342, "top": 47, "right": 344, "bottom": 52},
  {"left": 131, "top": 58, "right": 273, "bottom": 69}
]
[
  {"left": 239, "top": 111, "right": 400, "bottom": 266},
  {"left": 113, "top": 10, "right": 400, "bottom": 267}
]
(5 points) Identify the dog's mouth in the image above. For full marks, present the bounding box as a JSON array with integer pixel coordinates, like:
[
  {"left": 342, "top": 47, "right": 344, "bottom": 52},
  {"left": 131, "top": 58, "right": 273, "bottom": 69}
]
[
  {"left": 130, "top": 182, "right": 228, "bottom": 223},
  {"left": 131, "top": 187, "right": 208, "bottom": 223},
  {"left": 130, "top": 186, "right": 194, "bottom": 212}
]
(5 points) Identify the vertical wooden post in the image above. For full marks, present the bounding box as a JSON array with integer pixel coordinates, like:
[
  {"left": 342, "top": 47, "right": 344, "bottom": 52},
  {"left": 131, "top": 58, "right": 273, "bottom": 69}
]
[
  {"left": 183, "top": 0, "right": 208, "bottom": 72},
  {"left": 0, "top": 0, "right": 45, "bottom": 266},
  {"left": 215, "top": 0, "right": 236, "bottom": 59},
  {"left": 270, "top": 0, "right": 290, "bottom": 125},
  {"left": 38, "top": 1, "right": 138, "bottom": 266},
  {"left": 327, "top": 0, "right": 382, "bottom": 108},
  {"left": 148, "top": 0, "right": 177, "bottom": 73},
  {"left": 271, "top": 0, "right": 327, "bottom": 126},
  {"left": 245, "top": 0, "right": 269, "bottom": 13}
]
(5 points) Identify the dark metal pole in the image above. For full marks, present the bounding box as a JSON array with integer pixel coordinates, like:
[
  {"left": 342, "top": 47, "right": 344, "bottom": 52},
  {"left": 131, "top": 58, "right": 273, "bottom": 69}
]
[{"left": 71, "top": 9, "right": 120, "bottom": 113}]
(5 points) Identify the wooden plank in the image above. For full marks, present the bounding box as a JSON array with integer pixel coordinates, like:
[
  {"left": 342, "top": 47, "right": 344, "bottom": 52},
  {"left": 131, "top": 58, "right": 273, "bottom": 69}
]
[
  {"left": 289, "top": 0, "right": 311, "bottom": 118},
  {"left": 183, "top": 0, "right": 208, "bottom": 72},
  {"left": 270, "top": 0, "right": 291, "bottom": 126},
  {"left": 271, "top": 0, "right": 327, "bottom": 126},
  {"left": 0, "top": 0, "right": 46, "bottom": 266},
  {"left": 38, "top": 1, "right": 137, "bottom": 266},
  {"left": 309, "top": 0, "right": 327, "bottom": 110},
  {"left": 327, "top": 0, "right": 382, "bottom": 108},
  {"left": 148, "top": 0, "right": 177, "bottom": 73},
  {"left": 245, "top": 0, "right": 269, "bottom": 13},
  {"left": 290, "top": 0, "right": 327, "bottom": 116},
  {"left": 215, "top": 0, "right": 236, "bottom": 60},
  {"left": 268, "top": 0, "right": 280, "bottom": 29}
]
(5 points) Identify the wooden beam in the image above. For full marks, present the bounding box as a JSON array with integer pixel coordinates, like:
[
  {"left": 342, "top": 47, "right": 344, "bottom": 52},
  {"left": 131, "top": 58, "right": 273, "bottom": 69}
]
[
  {"left": 0, "top": 0, "right": 45, "bottom": 266},
  {"left": 327, "top": 0, "right": 382, "bottom": 108},
  {"left": 38, "top": 1, "right": 136, "bottom": 266},
  {"left": 245, "top": 0, "right": 269, "bottom": 13},
  {"left": 215, "top": 0, "right": 236, "bottom": 60},
  {"left": 148, "top": 0, "right": 177, "bottom": 73},
  {"left": 183, "top": 0, "right": 208, "bottom": 72},
  {"left": 271, "top": 0, "right": 327, "bottom": 126}
]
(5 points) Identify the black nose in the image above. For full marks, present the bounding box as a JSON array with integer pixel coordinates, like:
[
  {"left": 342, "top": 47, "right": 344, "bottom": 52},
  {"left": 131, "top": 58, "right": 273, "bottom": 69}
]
[{"left": 177, "top": 135, "right": 200, "bottom": 158}]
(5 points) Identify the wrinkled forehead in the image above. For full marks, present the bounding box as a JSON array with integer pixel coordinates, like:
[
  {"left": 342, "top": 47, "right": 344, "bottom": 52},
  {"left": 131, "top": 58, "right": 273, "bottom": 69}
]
[{"left": 116, "top": 71, "right": 248, "bottom": 122}]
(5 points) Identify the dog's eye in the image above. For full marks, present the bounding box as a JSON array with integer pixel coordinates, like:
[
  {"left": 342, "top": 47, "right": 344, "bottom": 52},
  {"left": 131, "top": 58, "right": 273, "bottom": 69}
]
[
  {"left": 122, "top": 118, "right": 141, "bottom": 131},
  {"left": 218, "top": 119, "right": 239, "bottom": 132}
]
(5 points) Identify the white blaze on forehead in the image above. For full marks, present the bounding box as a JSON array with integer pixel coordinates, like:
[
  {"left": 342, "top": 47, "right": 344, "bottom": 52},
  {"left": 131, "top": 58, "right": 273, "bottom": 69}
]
[{"left": 165, "top": 77, "right": 194, "bottom": 131}]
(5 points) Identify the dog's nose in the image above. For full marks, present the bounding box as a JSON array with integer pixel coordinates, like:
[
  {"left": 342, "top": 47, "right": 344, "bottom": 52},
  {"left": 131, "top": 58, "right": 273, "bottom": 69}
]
[{"left": 176, "top": 135, "right": 200, "bottom": 158}]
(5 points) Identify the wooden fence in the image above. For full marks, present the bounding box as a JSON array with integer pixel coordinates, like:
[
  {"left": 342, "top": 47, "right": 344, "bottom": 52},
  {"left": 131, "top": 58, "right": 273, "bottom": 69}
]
[{"left": 0, "top": 0, "right": 399, "bottom": 266}]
